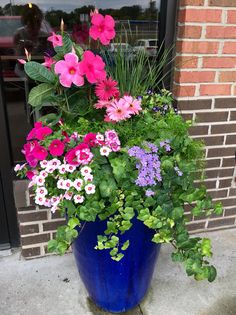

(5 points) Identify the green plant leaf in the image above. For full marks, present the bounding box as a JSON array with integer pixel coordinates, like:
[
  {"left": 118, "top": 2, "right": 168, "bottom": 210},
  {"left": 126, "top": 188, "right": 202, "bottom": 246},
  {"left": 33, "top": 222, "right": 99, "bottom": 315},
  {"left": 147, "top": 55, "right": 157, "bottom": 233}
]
[
  {"left": 24, "top": 61, "right": 55, "bottom": 83},
  {"left": 28, "top": 83, "right": 54, "bottom": 107}
]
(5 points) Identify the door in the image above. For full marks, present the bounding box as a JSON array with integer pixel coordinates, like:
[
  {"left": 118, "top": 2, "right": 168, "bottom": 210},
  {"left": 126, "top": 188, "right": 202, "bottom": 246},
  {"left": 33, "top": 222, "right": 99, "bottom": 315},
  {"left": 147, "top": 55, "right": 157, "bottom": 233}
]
[{"left": 0, "top": 61, "right": 19, "bottom": 249}]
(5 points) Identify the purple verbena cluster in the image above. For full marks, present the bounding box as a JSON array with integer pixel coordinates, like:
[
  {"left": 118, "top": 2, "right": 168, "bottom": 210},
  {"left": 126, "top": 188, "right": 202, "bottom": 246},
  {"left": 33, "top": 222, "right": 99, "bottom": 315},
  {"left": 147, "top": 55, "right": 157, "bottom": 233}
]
[{"left": 128, "top": 144, "right": 162, "bottom": 187}]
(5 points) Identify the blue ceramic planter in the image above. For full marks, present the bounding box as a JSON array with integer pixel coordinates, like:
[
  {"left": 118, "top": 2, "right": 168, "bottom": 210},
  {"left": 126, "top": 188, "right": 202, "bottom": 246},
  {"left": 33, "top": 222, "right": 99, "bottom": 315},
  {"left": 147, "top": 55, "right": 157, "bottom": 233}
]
[{"left": 72, "top": 218, "right": 161, "bottom": 313}]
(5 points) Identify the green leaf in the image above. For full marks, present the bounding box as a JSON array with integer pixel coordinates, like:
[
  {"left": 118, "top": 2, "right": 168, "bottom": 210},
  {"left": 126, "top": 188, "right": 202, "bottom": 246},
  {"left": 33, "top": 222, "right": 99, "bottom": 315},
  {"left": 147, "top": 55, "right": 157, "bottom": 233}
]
[
  {"left": 28, "top": 83, "right": 54, "bottom": 107},
  {"left": 111, "top": 253, "right": 124, "bottom": 261},
  {"left": 171, "top": 207, "right": 184, "bottom": 220},
  {"left": 137, "top": 208, "right": 150, "bottom": 221},
  {"left": 39, "top": 113, "right": 62, "bottom": 126},
  {"left": 47, "top": 239, "right": 58, "bottom": 252},
  {"left": 208, "top": 266, "right": 217, "bottom": 282},
  {"left": 121, "top": 240, "right": 130, "bottom": 251},
  {"left": 54, "top": 33, "right": 73, "bottom": 55},
  {"left": 24, "top": 61, "right": 55, "bottom": 83},
  {"left": 201, "top": 238, "right": 212, "bottom": 257},
  {"left": 68, "top": 217, "right": 80, "bottom": 230}
]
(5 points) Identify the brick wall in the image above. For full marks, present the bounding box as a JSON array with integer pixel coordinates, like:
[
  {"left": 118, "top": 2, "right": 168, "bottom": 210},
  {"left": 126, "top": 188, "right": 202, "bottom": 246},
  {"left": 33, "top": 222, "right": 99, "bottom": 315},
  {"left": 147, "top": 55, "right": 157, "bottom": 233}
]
[
  {"left": 14, "top": 0, "right": 236, "bottom": 259},
  {"left": 173, "top": 0, "right": 236, "bottom": 232}
]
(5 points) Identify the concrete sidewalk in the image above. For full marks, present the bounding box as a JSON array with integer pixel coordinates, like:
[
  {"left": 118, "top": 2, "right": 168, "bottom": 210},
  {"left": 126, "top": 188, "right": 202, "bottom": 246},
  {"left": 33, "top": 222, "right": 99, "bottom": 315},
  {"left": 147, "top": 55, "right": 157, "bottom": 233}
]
[{"left": 0, "top": 229, "right": 235, "bottom": 315}]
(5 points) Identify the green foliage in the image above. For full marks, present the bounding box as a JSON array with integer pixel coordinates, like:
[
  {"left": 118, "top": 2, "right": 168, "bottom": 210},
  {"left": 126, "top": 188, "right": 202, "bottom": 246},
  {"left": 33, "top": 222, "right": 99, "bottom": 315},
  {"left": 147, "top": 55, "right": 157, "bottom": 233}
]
[
  {"left": 24, "top": 61, "right": 56, "bottom": 83},
  {"left": 28, "top": 83, "right": 55, "bottom": 107}
]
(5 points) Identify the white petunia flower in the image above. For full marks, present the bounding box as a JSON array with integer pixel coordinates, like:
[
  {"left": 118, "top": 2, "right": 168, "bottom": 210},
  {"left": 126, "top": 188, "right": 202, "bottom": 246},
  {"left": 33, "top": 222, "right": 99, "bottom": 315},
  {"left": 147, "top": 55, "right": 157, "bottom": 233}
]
[
  {"left": 84, "top": 174, "right": 93, "bottom": 183},
  {"left": 74, "top": 195, "right": 84, "bottom": 204},
  {"left": 36, "top": 187, "right": 48, "bottom": 196},
  {"left": 40, "top": 160, "right": 48, "bottom": 169},
  {"left": 65, "top": 164, "right": 76, "bottom": 173},
  {"left": 35, "top": 175, "right": 45, "bottom": 186},
  {"left": 80, "top": 166, "right": 92, "bottom": 177},
  {"left": 57, "top": 179, "right": 64, "bottom": 189},
  {"left": 100, "top": 146, "right": 112, "bottom": 157},
  {"left": 73, "top": 179, "right": 83, "bottom": 191},
  {"left": 64, "top": 191, "right": 73, "bottom": 200},
  {"left": 58, "top": 164, "right": 67, "bottom": 174},
  {"left": 85, "top": 184, "right": 96, "bottom": 195},
  {"left": 40, "top": 170, "right": 48, "bottom": 178},
  {"left": 14, "top": 164, "right": 21, "bottom": 172},
  {"left": 35, "top": 195, "right": 46, "bottom": 206},
  {"left": 62, "top": 179, "right": 73, "bottom": 190},
  {"left": 49, "top": 159, "right": 61, "bottom": 168}
]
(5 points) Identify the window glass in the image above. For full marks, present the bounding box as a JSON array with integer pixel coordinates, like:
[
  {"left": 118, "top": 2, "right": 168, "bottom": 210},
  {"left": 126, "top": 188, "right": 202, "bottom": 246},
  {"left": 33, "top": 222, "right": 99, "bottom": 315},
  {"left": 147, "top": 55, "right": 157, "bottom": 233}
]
[{"left": 0, "top": 1, "right": 160, "bottom": 163}]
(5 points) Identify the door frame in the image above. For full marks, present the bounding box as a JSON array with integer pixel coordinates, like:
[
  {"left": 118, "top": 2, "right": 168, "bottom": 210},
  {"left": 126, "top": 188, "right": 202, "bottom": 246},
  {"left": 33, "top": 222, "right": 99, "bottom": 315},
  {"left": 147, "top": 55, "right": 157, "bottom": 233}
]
[{"left": 0, "top": 60, "right": 19, "bottom": 248}]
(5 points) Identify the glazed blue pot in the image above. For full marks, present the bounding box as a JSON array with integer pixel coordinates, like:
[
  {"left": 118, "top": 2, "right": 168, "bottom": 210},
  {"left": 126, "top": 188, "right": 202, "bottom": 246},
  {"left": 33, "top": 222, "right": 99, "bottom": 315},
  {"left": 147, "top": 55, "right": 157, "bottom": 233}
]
[{"left": 72, "top": 218, "right": 161, "bottom": 313}]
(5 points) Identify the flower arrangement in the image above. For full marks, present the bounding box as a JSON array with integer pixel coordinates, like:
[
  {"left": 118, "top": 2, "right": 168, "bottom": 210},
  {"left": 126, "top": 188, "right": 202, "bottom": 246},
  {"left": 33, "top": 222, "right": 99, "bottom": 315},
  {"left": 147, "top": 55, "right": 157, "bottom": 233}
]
[{"left": 15, "top": 10, "right": 222, "bottom": 282}]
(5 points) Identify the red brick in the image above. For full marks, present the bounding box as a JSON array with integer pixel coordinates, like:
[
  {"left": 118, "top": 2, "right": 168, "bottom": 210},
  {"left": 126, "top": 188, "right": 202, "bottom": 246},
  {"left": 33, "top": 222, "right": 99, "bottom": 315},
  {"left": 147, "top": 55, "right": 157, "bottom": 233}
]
[
  {"left": 209, "top": 0, "right": 236, "bottom": 6},
  {"left": 178, "top": 9, "right": 222, "bottom": 23},
  {"left": 223, "top": 42, "right": 236, "bottom": 54},
  {"left": 18, "top": 210, "right": 48, "bottom": 223},
  {"left": 211, "top": 123, "right": 236, "bottom": 134},
  {"left": 227, "top": 10, "right": 236, "bottom": 23},
  {"left": 20, "top": 224, "right": 39, "bottom": 235},
  {"left": 229, "top": 188, "right": 236, "bottom": 196},
  {"left": 196, "top": 135, "right": 224, "bottom": 146},
  {"left": 182, "top": 113, "right": 193, "bottom": 121},
  {"left": 21, "top": 233, "right": 50, "bottom": 246},
  {"left": 180, "top": 0, "right": 204, "bottom": 5},
  {"left": 205, "top": 159, "right": 221, "bottom": 168},
  {"left": 175, "top": 56, "right": 198, "bottom": 69},
  {"left": 173, "top": 84, "right": 196, "bottom": 97},
  {"left": 175, "top": 71, "right": 215, "bottom": 83},
  {"left": 230, "top": 111, "right": 236, "bottom": 121},
  {"left": 203, "top": 57, "right": 236, "bottom": 68},
  {"left": 219, "top": 178, "right": 232, "bottom": 188},
  {"left": 206, "top": 26, "right": 236, "bottom": 39},
  {"left": 21, "top": 247, "right": 41, "bottom": 258},
  {"left": 177, "top": 41, "right": 219, "bottom": 54},
  {"left": 215, "top": 98, "right": 236, "bottom": 108},
  {"left": 43, "top": 220, "right": 65, "bottom": 231},
  {"left": 196, "top": 112, "right": 228, "bottom": 122},
  {"left": 207, "top": 218, "right": 235, "bottom": 228},
  {"left": 187, "top": 222, "right": 206, "bottom": 231},
  {"left": 209, "top": 189, "right": 228, "bottom": 199},
  {"left": 177, "top": 99, "right": 212, "bottom": 110},
  {"left": 207, "top": 147, "right": 235, "bottom": 157},
  {"left": 225, "top": 208, "right": 236, "bottom": 216},
  {"left": 200, "top": 84, "right": 231, "bottom": 96},
  {"left": 220, "top": 71, "right": 236, "bottom": 82},
  {"left": 178, "top": 26, "right": 202, "bottom": 39},
  {"left": 189, "top": 125, "right": 209, "bottom": 136},
  {"left": 222, "top": 157, "right": 235, "bottom": 167},
  {"left": 226, "top": 134, "right": 236, "bottom": 144}
]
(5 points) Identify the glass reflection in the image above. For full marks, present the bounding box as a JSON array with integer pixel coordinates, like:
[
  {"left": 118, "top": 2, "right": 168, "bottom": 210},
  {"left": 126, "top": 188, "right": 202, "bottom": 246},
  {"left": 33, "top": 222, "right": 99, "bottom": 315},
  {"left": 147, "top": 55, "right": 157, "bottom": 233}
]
[{"left": 0, "top": 0, "right": 160, "bottom": 163}]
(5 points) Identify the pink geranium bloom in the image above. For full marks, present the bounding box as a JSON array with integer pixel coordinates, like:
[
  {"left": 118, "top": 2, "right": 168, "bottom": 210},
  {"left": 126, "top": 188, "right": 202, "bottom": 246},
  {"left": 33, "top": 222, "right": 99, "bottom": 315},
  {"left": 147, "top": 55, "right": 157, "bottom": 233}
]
[
  {"left": 48, "top": 139, "right": 65, "bottom": 156},
  {"left": 95, "top": 77, "right": 119, "bottom": 100},
  {"left": 32, "top": 145, "right": 48, "bottom": 161},
  {"left": 123, "top": 96, "right": 142, "bottom": 115},
  {"left": 79, "top": 51, "right": 106, "bottom": 84},
  {"left": 106, "top": 99, "right": 131, "bottom": 122},
  {"left": 26, "top": 170, "right": 37, "bottom": 180},
  {"left": 55, "top": 53, "right": 84, "bottom": 88},
  {"left": 47, "top": 32, "right": 63, "bottom": 48},
  {"left": 27, "top": 122, "right": 42, "bottom": 140},
  {"left": 89, "top": 13, "right": 116, "bottom": 45},
  {"left": 83, "top": 133, "right": 97, "bottom": 147},
  {"left": 42, "top": 56, "right": 55, "bottom": 69}
]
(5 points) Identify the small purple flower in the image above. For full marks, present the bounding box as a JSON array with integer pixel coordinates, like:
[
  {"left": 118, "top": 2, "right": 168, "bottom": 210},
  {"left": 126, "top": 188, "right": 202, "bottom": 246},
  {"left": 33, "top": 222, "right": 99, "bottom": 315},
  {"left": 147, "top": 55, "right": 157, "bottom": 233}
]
[
  {"left": 147, "top": 89, "right": 153, "bottom": 95},
  {"left": 174, "top": 166, "right": 183, "bottom": 177},
  {"left": 153, "top": 107, "right": 159, "bottom": 112},
  {"left": 160, "top": 141, "right": 165, "bottom": 147},
  {"left": 165, "top": 144, "right": 171, "bottom": 152},
  {"left": 137, "top": 95, "right": 143, "bottom": 100},
  {"left": 145, "top": 190, "right": 155, "bottom": 197}
]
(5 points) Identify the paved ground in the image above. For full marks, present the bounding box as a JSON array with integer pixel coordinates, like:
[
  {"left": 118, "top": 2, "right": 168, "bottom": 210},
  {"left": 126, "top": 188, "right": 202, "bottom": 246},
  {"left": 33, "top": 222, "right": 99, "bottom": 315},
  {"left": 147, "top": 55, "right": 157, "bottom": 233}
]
[{"left": 0, "top": 229, "right": 235, "bottom": 315}]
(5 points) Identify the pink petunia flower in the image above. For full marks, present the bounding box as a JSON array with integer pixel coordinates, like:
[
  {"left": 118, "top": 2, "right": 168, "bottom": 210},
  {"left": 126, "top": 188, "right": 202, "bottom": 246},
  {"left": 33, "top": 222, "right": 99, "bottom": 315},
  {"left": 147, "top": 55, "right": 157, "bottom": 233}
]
[
  {"left": 94, "top": 100, "right": 111, "bottom": 109},
  {"left": 123, "top": 95, "right": 142, "bottom": 115},
  {"left": 35, "top": 126, "right": 53, "bottom": 140},
  {"left": 65, "top": 148, "right": 80, "bottom": 166},
  {"left": 95, "top": 77, "right": 119, "bottom": 101},
  {"left": 83, "top": 133, "right": 97, "bottom": 147},
  {"left": 42, "top": 56, "right": 55, "bottom": 69},
  {"left": 48, "top": 139, "right": 65, "bottom": 157},
  {"left": 26, "top": 170, "right": 37, "bottom": 180},
  {"left": 47, "top": 32, "right": 63, "bottom": 48},
  {"left": 79, "top": 51, "right": 106, "bottom": 84},
  {"left": 54, "top": 53, "right": 84, "bottom": 88},
  {"left": 106, "top": 99, "right": 131, "bottom": 122},
  {"left": 89, "top": 13, "right": 116, "bottom": 45},
  {"left": 32, "top": 145, "right": 48, "bottom": 161}
]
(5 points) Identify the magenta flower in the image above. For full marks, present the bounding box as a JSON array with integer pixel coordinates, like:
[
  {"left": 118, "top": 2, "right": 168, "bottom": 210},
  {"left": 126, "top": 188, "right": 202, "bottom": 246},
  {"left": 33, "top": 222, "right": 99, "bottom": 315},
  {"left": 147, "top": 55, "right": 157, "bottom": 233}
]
[
  {"left": 79, "top": 51, "right": 106, "bottom": 84},
  {"left": 89, "top": 13, "right": 116, "bottom": 45},
  {"left": 47, "top": 32, "right": 63, "bottom": 48},
  {"left": 42, "top": 56, "right": 55, "bottom": 69},
  {"left": 55, "top": 53, "right": 84, "bottom": 88},
  {"left": 32, "top": 145, "right": 48, "bottom": 161},
  {"left": 106, "top": 99, "right": 131, "bottom": 122},
  {"left": 95, "top": 77, "right": 119, "bottom": 100},
  {"left": 48, "top": 140, "right": 65, "bottom": 156},
  {"left": 27, "top": 122, "right": 52, "bottom": 141}
]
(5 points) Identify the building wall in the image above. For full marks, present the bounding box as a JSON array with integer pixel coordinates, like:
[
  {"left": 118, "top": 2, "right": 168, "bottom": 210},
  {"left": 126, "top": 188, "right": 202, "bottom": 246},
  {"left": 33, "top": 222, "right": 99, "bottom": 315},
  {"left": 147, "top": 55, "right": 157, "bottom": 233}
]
[
  {"left": 15, "top": 0, "right": 236, "bottom": 259},
  {"left": 173, "top": 0, "right": 236, "bottom": 231}
]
